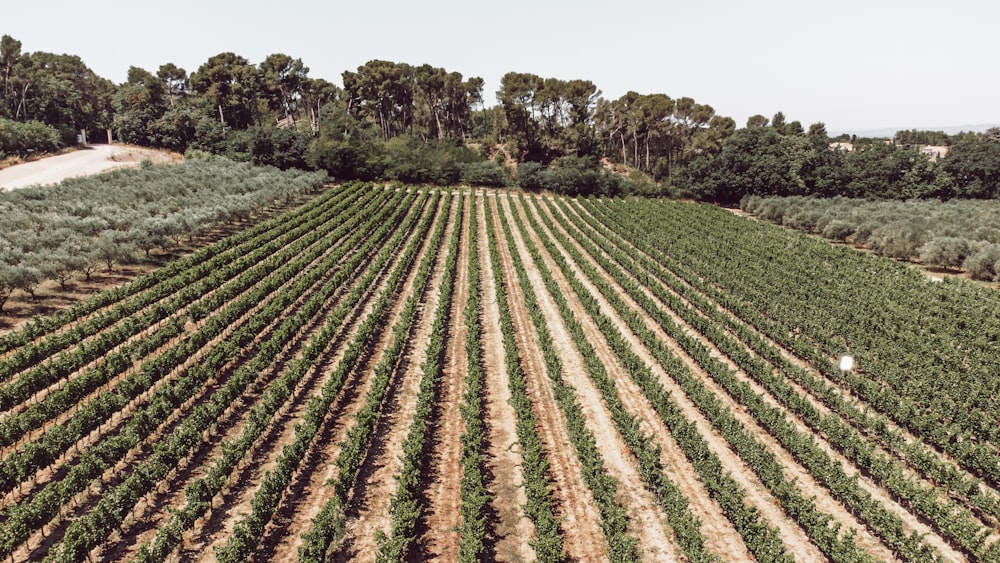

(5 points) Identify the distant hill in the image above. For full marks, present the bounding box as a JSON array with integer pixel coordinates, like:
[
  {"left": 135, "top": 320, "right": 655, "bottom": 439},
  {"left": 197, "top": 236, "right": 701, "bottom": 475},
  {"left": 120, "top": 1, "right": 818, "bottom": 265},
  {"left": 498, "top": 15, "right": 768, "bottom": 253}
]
[{"left": 830, "top": 123, "right": 1000, "bottom": 138}]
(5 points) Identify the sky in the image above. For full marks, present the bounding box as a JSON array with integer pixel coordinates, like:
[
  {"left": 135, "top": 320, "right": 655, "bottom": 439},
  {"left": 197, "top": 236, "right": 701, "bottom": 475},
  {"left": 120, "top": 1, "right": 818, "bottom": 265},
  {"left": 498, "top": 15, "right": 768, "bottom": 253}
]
[{"left": 6, "top": 0, "right": 999, "bottom": 134}]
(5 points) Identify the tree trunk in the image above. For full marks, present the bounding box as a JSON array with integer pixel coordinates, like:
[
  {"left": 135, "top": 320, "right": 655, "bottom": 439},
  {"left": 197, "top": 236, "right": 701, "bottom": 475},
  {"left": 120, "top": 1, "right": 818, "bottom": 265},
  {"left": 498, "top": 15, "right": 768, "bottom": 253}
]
[
  {"left": 434, "top": 107, "right": 444, "bottom": 140},
  {"left": 633, "top": 129, "right": 639, "bottom": 169},
  {"left": 15, "top": 82, "right": 29, "bottom": 120}
]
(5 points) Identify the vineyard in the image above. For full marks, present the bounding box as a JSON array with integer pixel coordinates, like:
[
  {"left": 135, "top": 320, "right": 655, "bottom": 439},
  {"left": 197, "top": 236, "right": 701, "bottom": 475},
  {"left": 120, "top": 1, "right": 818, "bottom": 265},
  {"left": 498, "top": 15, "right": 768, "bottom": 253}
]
[{"left": 0, "top": 182, "right": 998, "bottom": 562}]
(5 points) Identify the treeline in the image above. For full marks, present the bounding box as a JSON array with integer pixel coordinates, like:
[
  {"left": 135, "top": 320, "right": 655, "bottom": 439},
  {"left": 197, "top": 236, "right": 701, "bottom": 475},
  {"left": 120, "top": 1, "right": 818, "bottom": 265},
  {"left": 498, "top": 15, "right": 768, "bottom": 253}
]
[
  {"left": 683, "top": 115, "right": 1000, "bottom": 203},
  {"left": 0, "top": 159, "right": 327, "bottom": 310},
  {"left": 4, "top": 33, "right": 1000, "bottom": 201},
  {"left": 0, "top": 35, "right": 720, "bottom": 195}
]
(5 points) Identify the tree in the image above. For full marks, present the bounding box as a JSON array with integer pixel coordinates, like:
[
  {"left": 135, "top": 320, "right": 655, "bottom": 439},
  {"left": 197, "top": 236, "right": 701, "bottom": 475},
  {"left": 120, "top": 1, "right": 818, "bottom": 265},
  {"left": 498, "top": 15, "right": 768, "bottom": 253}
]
[
  {"left": 190, "top": 52, "right": 260, "bottom": 129},
  {"left": 39, "top": 249, "right": 87, "bottom": 289},
  {"left": 919, "top": 237, "right": 974, "bottom": 270},
  {"left": 962, "top": 243, "right": 1000, "bottom": 281},
  {"left": 9, "top": 264, "right": 40, "bottom": 301},
  {"left": 687, "top": 116, "right": 735, "bottom": 161},
  {"left": 0, "top": 262, "right": 17, "bottom": 312},
  {"left": 148, "top": 104, "right": 201, "bottom": 152},
  {"left": 798, "top": 122, "right": 850, "bottom": 196},
  {"left": 112, "top": 66, "right": 169, "bottom": 145},
  {"left": 1, "top": 35, "right": 22, "bottom": 119},
  {"left": 940, "top": 134, "right": 1000, "bottom": 198},
  {"left": 894, "top": 129, "right": 951, "bottom": 146},
  {"left": 343, "top": 60, "right": 415, "bottom": 141},
  {"left": 299, "top": 77, "right": 340, "bottom": 134},
  {"left": 128, "top": 218, "right": 171, "bottom": 257},
  {"left": 4, "top": 49, "right": 114, "bottom": 138},
  {"left": 94, "top": 231, "right": 135, "bottom": 272},
  {"left": 868, "top": 220, "right": 929, "bottom": 260},
  {"left": 746, "top": 114, "right": 769, "bottom": 128},
  {"left": 496, "top": 71, "right": 545, "bottom": 160},
  {"left": 686, "top": 126, "right": 804, "bottom": 203},
  {"left": 844, "top": 142, "right": 939, "bottom": 198},
  {"left": 0, "top": 117, "right": 60, "bottom": 157},
  {"left": 594, "top": 91, "right": 672, "bottom": 172},
  {"left": 259, "top": 53, "right": 308, "bottom": 125},
  {"left": 157, "top": 63, "right": 188, "bottom": 105},
  {"left": 771, "top": 111, "right": 787, "bottom": 132},
  {"left": 228, "top": 126, "right": 310, "bottom": 170},
  {"left": 305, "top": 102, "right": 383, "bottom": 180}
]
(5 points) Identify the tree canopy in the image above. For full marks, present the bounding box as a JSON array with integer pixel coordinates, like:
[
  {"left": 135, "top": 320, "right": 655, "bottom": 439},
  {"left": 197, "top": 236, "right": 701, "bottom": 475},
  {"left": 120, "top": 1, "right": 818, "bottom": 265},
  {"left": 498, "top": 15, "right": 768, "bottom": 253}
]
[{"left": 4, "top": 33, "right": 1000, "bottom": 202}]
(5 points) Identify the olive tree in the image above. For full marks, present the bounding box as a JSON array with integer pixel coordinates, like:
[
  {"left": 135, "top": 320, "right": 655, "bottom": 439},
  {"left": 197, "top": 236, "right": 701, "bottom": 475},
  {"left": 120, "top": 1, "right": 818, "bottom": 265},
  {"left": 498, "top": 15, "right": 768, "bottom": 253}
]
[
  {"left": 94, "top": 231, "right": 135, "bottom": 272},
  {"left": 962, "top": 243, "right": 1000, "bottom": 281},
  {"left": 918, "top": 237, "right": 974, "bottom": 270}
]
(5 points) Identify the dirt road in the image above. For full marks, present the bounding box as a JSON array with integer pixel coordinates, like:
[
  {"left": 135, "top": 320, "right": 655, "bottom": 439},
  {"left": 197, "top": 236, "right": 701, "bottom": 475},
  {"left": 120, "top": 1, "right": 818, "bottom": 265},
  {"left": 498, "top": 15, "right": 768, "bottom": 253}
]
[{"left": 0, "top": 145, "right": 177, "bottom": 190}]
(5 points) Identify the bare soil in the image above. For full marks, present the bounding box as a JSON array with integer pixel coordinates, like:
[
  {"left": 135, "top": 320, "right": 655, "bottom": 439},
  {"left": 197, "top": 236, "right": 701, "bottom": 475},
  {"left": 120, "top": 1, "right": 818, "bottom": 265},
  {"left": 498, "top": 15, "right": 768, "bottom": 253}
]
[
  {"left": 590, "top": 198, "right": 988, "bottom": 559},
  {"left": 337, "top": 196, "right": 459, "bottom": 559},
  {"left": 477, "top": 193, "right": 536, "bottom": 562},
  {"left": 506, "top": 195, "right": 680, "bottom": 561},
  {"left": 489, "top": 195, "right": 608, "bottom": 562},
  {"left": 557, "top": 197, "right": 830, "bottom": 561},
  {"left": 535, "top": 196, "right": 753, "bottom": 560},
  {"left": 257, "top": 194, "right": 445, "bottom": 561},
  {"left": 418, "top": 195, "right": 471, "bottom": 560}
]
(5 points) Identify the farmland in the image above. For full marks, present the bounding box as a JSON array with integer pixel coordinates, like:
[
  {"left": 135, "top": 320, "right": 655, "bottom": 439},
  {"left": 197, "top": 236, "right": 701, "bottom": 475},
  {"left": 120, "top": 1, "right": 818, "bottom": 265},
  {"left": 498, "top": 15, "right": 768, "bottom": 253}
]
[{"left": 0, "top": 183, "right": 998, "bottom": 562}]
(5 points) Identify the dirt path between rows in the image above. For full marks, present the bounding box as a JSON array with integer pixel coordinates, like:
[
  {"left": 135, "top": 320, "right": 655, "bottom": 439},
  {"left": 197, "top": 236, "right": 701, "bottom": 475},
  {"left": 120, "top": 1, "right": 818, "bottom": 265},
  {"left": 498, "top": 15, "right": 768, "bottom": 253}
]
[
  {"left": 257, "top": 194, "right": 446, "bottom": 562},
  {"left": 506, "top": 194, "right": 681, "bottom": 561},
  {"left": 9, "top": 214, "right": 350, "bottom": 561},
  {"left": 545, "top": 198, "right": 831, "bottom": 561},
  {"left": 419, "top": 195, "right": 471, "bottom": 560},
  {"left": 488, "top": 195, "right": 608, "bottom": 562},
  {"left": 629, "top": 200, "right": 1000, "bottom": 542},
  {"left": 336, "top": 196, "right": 460, "bottom": 560},
  {"left": 568, "top": 198, "right": 966, "bottom": 561},
  {"left": 529, "top": 195, "right": 752, "bottom": 560},
  {"left": 477, "top": 193, "right": 536, "bottom": 562}
]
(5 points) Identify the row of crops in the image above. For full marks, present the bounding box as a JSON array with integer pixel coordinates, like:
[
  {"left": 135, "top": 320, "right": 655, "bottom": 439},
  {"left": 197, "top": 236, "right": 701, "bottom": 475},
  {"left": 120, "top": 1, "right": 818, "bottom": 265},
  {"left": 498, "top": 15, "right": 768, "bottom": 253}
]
[{"left": 0, "top": 182, "right": 997, "bottom": 561}]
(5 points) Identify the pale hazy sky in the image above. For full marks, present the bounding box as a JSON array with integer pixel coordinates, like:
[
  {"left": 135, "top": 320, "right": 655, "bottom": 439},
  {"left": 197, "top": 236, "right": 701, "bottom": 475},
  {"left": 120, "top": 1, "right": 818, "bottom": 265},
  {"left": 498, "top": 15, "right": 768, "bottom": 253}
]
[{"left": 6, "top": 0, "right": 998, "bottom": 133}]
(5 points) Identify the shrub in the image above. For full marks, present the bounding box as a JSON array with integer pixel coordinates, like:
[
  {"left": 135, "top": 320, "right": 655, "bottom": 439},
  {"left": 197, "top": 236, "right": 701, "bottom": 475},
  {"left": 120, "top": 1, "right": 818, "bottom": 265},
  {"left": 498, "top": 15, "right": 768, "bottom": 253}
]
[
  {"left": 0, "top": 118, "right": 62, "bottom": 158},
  {"left": 515, "top": 161, "right": 545, "bottom": 192},
  {"left": 962, "top": 243, "right": 1000, "bottom": 281},
  {"left": 918, "top": 237, "right": 974, "bottom": 270},
  {"left": 739, "top": 195, "right": 764, "bottom": 214},
  {"left": 458, "top": 161, "right": 508, "bottom": 187},
  {"left": 821, "top": 220, "right": 855, "bottom": 242},
  {"left": 868, "top": 222, "right": 928, "bottom": 260}
]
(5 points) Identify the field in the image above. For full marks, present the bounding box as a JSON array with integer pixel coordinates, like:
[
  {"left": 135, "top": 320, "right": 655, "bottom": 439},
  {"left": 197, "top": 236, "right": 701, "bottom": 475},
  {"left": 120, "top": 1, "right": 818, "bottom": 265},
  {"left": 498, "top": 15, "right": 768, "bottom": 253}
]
[{"left": 0, "top": 183, "right": 998, "bottom": 562}]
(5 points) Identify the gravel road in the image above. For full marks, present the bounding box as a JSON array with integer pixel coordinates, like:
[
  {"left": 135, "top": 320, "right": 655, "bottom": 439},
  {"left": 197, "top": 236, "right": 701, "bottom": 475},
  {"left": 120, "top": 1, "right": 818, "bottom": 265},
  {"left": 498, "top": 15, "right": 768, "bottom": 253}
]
[{"left": 0, "top": 145, "right": 169, "bottom": 190}]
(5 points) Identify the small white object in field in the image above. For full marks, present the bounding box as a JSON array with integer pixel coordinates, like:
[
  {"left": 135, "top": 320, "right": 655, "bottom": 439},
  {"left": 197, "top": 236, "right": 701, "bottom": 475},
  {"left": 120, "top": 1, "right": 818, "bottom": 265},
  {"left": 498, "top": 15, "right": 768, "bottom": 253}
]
[
  {"left": 839, "top": 355, "right": 854, "bottom": 372},
  {"left": 930, "top": 276, "right": 943, "bottom": 283}
]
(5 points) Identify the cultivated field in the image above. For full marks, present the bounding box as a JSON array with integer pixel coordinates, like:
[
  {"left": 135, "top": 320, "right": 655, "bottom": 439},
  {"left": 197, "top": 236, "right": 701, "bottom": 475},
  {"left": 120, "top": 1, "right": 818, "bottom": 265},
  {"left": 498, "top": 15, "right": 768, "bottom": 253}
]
[{"left": 0, "top": 183, "right": 998, "bottom": 562}]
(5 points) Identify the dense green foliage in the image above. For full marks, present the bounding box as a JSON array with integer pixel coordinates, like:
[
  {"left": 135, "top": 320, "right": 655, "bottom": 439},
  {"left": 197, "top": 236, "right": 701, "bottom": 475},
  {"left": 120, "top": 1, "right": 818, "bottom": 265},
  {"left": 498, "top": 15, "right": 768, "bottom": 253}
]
[
  {"left": 576, "top": 196, "right": 1000, "bottom": 560},
  {"left": 7, "top": 32, "right": 1000, "bottom": 200},
  {"left": 742, "top": 195, "right": 1000, "bottom": 279},
  {"left": 0, "top": 117, "right": 61, "bottom": 157},
  {"left": 686, "top": 120, "right": 1000, "bottom": 204},
  {"left": 0, "top": 35, "right": 113, "bottom": 145}
]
